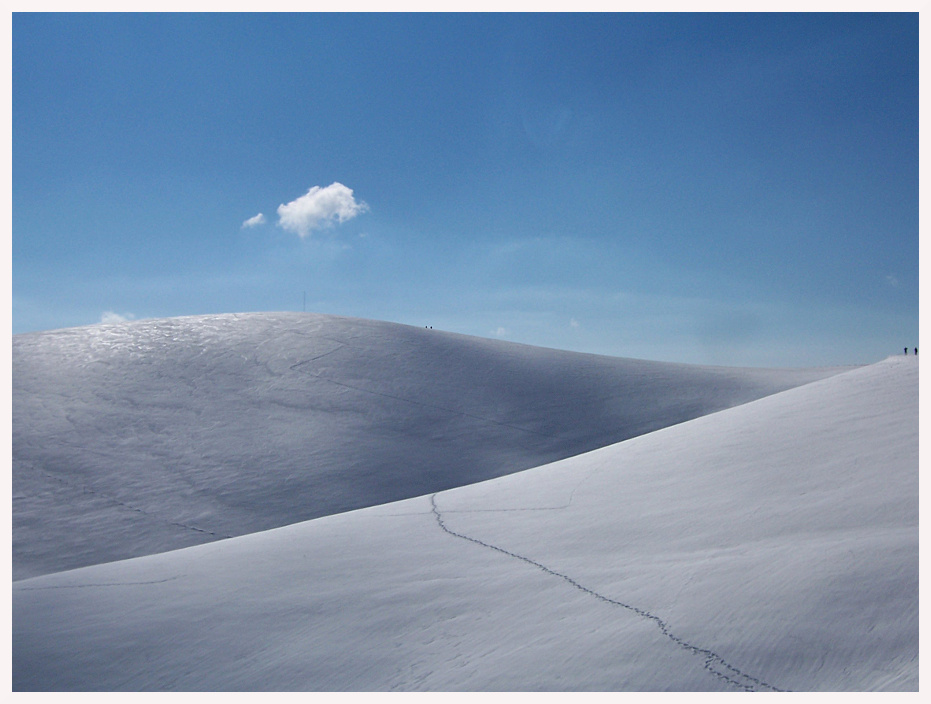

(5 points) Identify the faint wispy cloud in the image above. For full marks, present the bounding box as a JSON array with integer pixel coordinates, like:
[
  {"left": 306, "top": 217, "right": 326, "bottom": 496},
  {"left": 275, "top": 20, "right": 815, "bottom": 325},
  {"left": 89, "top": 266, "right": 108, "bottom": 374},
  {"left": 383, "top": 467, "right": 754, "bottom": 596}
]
[
  {"left": 100, "top": 311, "right": 135, "bottom": 324},
  {"left": 522, "top": 104, "right": 573, "bottom": 151},
  {"left": 886, "top": 274, "right": 900, "bottom": 288},
  {"left": 277, "top": 183, "right": 368, "bottom": 238},
  {"left": 242, "top": 213, "right": 266, "bottom": 229},
  {"left": 492, "top": 327, "right": 508, "bottom": 338}
]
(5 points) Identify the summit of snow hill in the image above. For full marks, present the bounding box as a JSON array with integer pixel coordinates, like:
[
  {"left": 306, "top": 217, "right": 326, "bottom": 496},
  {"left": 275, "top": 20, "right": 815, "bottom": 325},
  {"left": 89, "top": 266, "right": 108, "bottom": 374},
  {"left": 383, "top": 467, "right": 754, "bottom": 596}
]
[{"left": 13, "top": 312, "right": 847, "bottom": 579}]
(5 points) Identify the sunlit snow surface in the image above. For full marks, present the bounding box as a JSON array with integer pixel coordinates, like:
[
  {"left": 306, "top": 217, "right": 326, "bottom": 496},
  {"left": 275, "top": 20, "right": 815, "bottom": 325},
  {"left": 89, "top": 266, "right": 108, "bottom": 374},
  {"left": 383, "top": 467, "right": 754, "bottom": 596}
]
[
  {"left": 12, "top": 314, "right": 916, "bottom": 690},
  {"left": 13, "top": 312, "right": 840, "bottom": 579}
]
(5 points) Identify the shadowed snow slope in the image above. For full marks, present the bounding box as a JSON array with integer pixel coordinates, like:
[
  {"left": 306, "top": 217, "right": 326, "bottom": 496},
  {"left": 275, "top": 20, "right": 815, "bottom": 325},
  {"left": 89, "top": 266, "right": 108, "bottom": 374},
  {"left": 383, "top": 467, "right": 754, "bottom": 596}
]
[
  {"left": 13, "top": 356, "right": 916, "bottom": 691},
  {"left": 13, "top": 312, "right": 843, "bottom": 579}
]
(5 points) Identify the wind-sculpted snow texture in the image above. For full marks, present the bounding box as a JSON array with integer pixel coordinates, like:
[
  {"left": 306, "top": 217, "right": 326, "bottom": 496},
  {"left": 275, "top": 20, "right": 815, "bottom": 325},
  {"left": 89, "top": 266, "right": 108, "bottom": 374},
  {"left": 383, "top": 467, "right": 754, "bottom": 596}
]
[
  {"left": 12, "top": 357, "right": 917, "bottom": 690},
  {"left": 13, "top": 312, "right": 842, "bottom": 579}
]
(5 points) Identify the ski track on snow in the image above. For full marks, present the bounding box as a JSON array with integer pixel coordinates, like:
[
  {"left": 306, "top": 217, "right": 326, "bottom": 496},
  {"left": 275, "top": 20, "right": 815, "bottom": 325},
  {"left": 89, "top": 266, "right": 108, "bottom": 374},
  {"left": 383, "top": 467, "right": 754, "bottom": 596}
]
[
  {"left": 286, "top": 340, "right": 351, "bottom": 370},
  {"left": 36, "top": 468, "right": 233, "bottom": 540},
  {"left": 430, "top": 493, "right": 785, "bottom": 692},
  {"left": 280, "top": 335, "right": 553, "bottom": 438},
  {"left": 441, "top": 465, "right": 599, "bottom": 515},
  {"left": 17, "top": 575, "right": 185, "bottom": 591},
  {"left": 301, "top": 370, "right": 551, "bottom": 439}
]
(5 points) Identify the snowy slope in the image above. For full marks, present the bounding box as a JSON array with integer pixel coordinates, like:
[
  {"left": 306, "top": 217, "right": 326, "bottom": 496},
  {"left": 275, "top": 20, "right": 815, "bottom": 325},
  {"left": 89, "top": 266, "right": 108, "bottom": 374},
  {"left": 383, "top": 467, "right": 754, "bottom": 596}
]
[
  {"left": 13, "top": 312, "right": 842, "bottom": 579},
  {"left": 12, "top": 357, "right": 917, "bottom": 691}
]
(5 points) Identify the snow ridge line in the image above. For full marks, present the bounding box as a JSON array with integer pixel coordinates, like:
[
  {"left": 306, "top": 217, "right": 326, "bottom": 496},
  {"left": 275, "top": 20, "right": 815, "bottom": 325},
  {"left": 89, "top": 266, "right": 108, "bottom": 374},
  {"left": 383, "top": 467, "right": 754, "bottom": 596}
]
[
  {"left": 429, "top": 493, "right": 784, "bottom": 692},
  {"left": 36, "top": 469, "right": 234, "bottom": 540}
]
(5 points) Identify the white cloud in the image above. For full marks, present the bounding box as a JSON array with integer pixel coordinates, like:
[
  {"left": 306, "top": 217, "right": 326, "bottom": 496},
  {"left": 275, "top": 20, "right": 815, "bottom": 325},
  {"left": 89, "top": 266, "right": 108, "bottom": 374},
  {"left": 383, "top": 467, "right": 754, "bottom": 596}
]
[
  {"left": 100, "top": 311, "right": 135, "bottom": 324},
  {"left": 242, "top": 213, "right": 266, "bottom": 229},
  {"left": 492, "top": 327, "right": 508, "bottom": 338},
  {"left": 277, "top": 183, "right": 369, "bottom": 238}
]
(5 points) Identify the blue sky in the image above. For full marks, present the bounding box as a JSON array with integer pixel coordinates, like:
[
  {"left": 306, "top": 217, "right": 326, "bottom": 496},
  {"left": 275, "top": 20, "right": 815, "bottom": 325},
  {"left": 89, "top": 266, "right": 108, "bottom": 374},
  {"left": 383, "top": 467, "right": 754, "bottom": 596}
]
[{"left": 12, "top": 12, "right": 918, "bottom": 366}]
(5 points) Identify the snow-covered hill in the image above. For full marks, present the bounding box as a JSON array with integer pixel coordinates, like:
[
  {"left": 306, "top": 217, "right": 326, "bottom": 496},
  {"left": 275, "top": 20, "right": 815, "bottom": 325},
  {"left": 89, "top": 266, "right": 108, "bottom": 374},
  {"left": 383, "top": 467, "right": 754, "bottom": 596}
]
[
  {"left": 13, "top": 312, "right": 842, "bottom": 579},
  {"left": 12, "top": 356, "right": 917, "bottom": 691}
]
